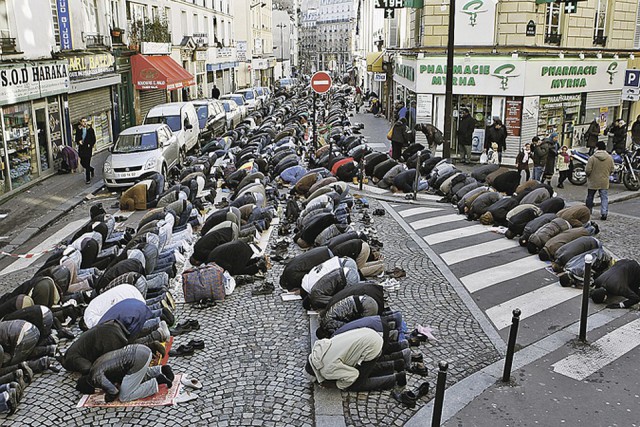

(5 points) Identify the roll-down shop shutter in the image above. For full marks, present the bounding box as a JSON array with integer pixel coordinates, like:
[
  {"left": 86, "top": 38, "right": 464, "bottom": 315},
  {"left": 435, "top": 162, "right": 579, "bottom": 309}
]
[
  {"left": 585, "top": 90, "right": 622, "bottom": 109},
  {"left": 68, "top": 87, "right": 113, "bottom": 124},
  {"left": 139, "top": 89, "right": 167, "bottom": 122}
]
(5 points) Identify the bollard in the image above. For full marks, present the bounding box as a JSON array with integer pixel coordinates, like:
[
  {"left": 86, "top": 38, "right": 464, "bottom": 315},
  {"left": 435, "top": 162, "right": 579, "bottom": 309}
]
[
  {"left": 579, "top": 254, "right": 594, "bottom": 342},
  {"left": 502, "top": 308, "right": 521, "bottom": 383},
  {"left": 431, "top": 361, "right": 449, "bottom": 427},
  {"left": 312, "top": 92, "right": 318, "bottom": 152},
  {"left": 413, "top": 151, "right": 422, "bottom": 201},
  {"left": 359, "top": 159, "right": 365, "bottom": 191}
]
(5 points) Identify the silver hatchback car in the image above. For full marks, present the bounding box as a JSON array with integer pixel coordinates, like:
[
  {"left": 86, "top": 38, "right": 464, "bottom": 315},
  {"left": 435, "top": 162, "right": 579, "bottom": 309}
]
[{"left": 103, "top": 124, "right": 180, "bottom": 190}]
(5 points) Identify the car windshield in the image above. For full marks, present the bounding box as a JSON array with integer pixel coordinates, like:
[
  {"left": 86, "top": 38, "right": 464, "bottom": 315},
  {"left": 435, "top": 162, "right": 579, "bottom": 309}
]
[
  {"left": 242, "top": 91, "right": 255, "bottom": 100},
  {"left": 227, "top": 96, "right": 244, "bottom": 106},
  {"left": 222, "top": 102, "right": 232, "bottom": 112},
  {"left": 145, "top": 115, "right": 181, "bottom": 132},
  {"left": 196, "top": 105, "right": 208, "bottom": 128},
  {"left": 255, "top": 88, "right": 264, "bottom": 96},
  {"left": 113, "top": 132, "right": 158, "bottom": 153}
]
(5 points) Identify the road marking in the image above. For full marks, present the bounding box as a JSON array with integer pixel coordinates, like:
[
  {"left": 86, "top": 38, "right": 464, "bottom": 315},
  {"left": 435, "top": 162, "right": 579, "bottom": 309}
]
[
  {"left": 368, "top": 143, "right": 388, "bottom": 150},
  {"left": 552, "top": 317, "right": 640, "bottom": 381},
  {"left": 460, "top": 255, "right": 547, "bottom": 293},
  {"left": 0, "top": 219, "right": 87, "bottom": 276},
  {"left": 313, "top": 80, "right": 330, "bottom": 85},
  {"left": 399, "top": 207, "right": 443, "bottom": 218},
  {"left": 440, "top": 238, "right": 517, "bottom": 265},
  {"left": 410, "top": 214, "right": 463, "bottom": 230},
  {"left": 486, "top": 283, "right": 578, "bottom": 330},
  {"left": 423, "top": 224, "right": 489, "bottom": 245}
]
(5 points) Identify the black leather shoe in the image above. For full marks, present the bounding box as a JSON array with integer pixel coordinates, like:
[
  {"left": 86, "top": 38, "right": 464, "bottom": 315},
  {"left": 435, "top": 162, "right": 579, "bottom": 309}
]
[
  {"left": 415, "top": 381, "right": 430, "bottom": 399},
  {"left": 392, "top": 390, "right": 417, "bottom": 408}
]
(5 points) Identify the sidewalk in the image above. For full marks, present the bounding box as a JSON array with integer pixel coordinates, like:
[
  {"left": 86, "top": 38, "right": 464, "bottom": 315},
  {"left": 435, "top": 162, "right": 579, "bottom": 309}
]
[{"left": 0, "top": 149, "right": 108, "bottom": 254}]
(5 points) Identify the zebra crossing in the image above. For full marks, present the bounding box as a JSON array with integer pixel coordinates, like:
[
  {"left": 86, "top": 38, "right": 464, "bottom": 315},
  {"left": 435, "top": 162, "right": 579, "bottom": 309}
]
[{"left": 390, "top": 201, "right": 640, "bottom": 381}]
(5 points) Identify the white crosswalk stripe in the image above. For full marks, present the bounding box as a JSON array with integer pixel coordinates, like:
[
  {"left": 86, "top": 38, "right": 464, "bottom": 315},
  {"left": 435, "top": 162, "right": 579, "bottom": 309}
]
[
  {"left": 423, "top": 224, "right": 489, "bottom": 245},
  {"left": 460, "top": 256, "right": 546, "bottom": 293},
  {"left": 399, "top": 207, "right": 443, "bottom": 218},
  {"left": 485, "top": 283, "right": 578, "bottom": 330},
  {"left": 411, "top": 214, "right": 464, "bottom": 230},
  {"left": 552, "top": 318, "right": 640, "bottom": 381},
  {"left": 440, "top": 238, "right": 517, "bottom": 265}
]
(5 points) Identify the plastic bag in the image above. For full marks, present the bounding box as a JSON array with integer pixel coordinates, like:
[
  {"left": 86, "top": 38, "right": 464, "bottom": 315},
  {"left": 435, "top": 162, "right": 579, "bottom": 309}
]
[{"left": 479, "top": 152, "right": 488, "bottom": 164}]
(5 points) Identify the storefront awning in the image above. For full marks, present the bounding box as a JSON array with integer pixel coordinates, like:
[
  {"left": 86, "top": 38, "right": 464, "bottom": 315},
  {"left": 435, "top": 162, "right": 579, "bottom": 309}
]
[
  {"left": 366, "top": 52, "right": 384, "bottom": 73},
  {"left": 131, "top": 54, "right": 195, "bottom": 90}
]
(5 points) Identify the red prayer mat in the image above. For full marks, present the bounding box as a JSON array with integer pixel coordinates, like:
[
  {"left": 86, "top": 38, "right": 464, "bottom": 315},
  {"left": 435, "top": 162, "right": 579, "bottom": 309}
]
[{"left": 77, "top": 374, "right": 183, "bottom": 408}]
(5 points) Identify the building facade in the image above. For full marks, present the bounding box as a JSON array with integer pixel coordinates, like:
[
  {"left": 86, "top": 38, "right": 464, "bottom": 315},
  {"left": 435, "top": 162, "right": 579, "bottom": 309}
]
[
  {"left": 316, "top": 0, "right": 357, "bottom": 75},
  {"left": 234, "top": 0, "right": 276, "bottom": 89}
]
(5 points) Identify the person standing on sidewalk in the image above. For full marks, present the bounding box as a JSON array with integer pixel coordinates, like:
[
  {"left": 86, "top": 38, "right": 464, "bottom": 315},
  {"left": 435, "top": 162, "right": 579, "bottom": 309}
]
[
  {"left": 556, "top": 145, "right": 571, "bottom": 188},
  {"left": 585, "top": 141, "right": 615, "bottom": 220},
  {"left": 390, "top": 118, "right": 411, "bottom": 161},
  {"left": 631, "top": 115, "right": 640, "bottom": 146},
  {"left": 354, "top": 86, "right": 363, "bottom": 114},
  {"left": 75, "top": 118, "right": 96, "bottom": 184},
  {"left": 484, "top": 117, "right": 507, "bottom": 164},
  {"left": 516, "top": 142, "right": 531, "bottom": 182},
  {"left": 457, "top": 108, "right": 475, "bottom": 164},
  {"left": 531, "top": 136, "right": 548, "bottom": 182},
  {"left": 586, "top": 117, "right": 601, "bottom": 155}
]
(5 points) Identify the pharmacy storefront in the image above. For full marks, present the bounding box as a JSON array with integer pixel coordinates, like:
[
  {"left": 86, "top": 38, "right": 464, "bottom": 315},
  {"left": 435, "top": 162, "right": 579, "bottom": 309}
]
[
  {"left": 413, "top": 56, "right": 625, "bottom": 159},
  {"left": 0, "top": 61, "right": 70, "bottom": 198}
]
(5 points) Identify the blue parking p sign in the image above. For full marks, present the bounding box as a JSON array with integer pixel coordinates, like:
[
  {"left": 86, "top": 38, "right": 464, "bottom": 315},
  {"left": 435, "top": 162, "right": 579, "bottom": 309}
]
[{"left": 625, "top": 70, "right": 640, "bottom": 87}]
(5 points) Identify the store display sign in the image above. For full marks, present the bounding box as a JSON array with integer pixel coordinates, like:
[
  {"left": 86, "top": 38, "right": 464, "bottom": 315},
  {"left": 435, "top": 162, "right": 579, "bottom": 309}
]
[
  {"left": 524, "top": 59, "right": 626, "bottom": 95},
  {"left": 539, "top": 94, "right": 581, "bottom": 110},
  {"left": 0, "top": 61, "right": 70, "bottom": 105},
  {"left": 454, "top": 0, "right": 497, "bottom": 46},
  {"left": 394, "top": 57, "right": 417, "bottom": 92},
  {"left": 415, "top": 93, "right": 433, "bottom": 125},
  {"left": 48, "top": 99, "right": 63, "bottom": 147},
  {"left": 56, "top": 0, "right": 73, "bottom": 50},
  {"left": 67, "top": 53, "right": 115, "bottom": 80},
  {"left": 505, "top": 98, "right": 522, "bottom": 137},
  {"left": 417, "top": 57, "right": 525, "bottom": 96}
]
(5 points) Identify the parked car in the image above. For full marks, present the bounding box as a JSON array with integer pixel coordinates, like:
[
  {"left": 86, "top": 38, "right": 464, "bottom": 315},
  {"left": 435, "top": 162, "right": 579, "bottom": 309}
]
[
  {"left": 219, "top": 94, "right": 248, "bottom": 119},
  {"left": 235, "top": 88, "right": 262, "bottom": 111},
  {"left": 192, "top": 99, "right": 227, "bottom": 143},
  {"left": 221, "top": 100, "right": 243, "bottom": 130},
  {"left": 255, "top": 87, "right": 268, "bottom": 105},
  {"left": 143, "top": 102, "right": 200, "bottom": 155},
  {"left": 103, "top": 124, "right": 179, "bottom": 190}
]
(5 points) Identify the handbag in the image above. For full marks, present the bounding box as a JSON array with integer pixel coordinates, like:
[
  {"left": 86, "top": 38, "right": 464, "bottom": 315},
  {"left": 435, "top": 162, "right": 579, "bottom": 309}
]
[
  {"left": 386, "top": 127, "right": 393, "bottom": 140},
  {"left": 182, "top": 262, "right": 226, "bottom": 302}
]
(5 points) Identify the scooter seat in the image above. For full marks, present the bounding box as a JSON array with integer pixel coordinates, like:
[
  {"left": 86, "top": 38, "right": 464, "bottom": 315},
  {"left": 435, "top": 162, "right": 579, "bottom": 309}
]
[{"left": 573, "top": 151, "right": 590, "bottom": 160}]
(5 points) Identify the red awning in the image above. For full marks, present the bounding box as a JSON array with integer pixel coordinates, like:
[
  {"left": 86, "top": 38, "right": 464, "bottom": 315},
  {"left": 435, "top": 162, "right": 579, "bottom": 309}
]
[{"left": 131, "top": 54, "right": 195, "bottom": 90}]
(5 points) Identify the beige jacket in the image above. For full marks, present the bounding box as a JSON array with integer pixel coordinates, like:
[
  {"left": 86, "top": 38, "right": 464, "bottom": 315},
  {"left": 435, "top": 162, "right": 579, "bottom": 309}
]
[
  {"left": 586, "top": 150, "right": 615, "bottom": 190},
  {"left": 308, "top": 328, "right": 383, "bottom": 390}
]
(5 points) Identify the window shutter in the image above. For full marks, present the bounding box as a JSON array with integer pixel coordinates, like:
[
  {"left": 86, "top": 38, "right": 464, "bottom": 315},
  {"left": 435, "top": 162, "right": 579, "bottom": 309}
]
[
  {"left": 389, "top": 16, "right": 398, "bottom": 48},
  {"left": 635, "top": 0, "right": 640, "bottom": 48}
]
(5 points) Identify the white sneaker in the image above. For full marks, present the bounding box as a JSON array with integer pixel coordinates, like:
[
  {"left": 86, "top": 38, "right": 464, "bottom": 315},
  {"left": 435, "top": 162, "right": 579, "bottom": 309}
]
[
  {"left": 158, "top": 320, "right": 170, "bottom": 342},
  {"left": 174, "top": 390, "right": 198, "bottom": 404},
  {"left": 180, "top": 375, "right": 203, "bottom": 390}
]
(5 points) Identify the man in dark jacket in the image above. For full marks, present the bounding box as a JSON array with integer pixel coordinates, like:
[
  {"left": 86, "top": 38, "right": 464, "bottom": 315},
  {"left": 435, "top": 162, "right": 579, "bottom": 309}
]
[
  {"left": 605, "top": 119, "right": 628, "bottom": 154},
  {"left": 632, "top": 115, "right": 640, "bottom": 146},
  {"left": 211, "top": 85, "right": 221, "bottom": 99},
  {"left": 74, "top": 118, "right": 96, "bottom": 184},
  {"left": 457, "top": 108, "right": 475, "bottom": 164},
  {"left": 390, "top": 118, "right": 411, "bottom": 160},
  {"left": 61, "top": 320, "right": 129, "bottom": 374},
  {"left": 591, "top": 259, "right": 640, "bottom": 308},
  {"left": 485, "top": 117, "right": 507, "bottom": 164},
  {"left": 586, "top": 118, "right": 601, "bottom": 155},
  {"left": 415, "top": 123, "right": 443, "bottom": 154},
  {"left": 75, "top": 344, "right": 174, "bottom": 402},
  {"left": 532, "top": 136, "right": 549, "bottom": 182}
]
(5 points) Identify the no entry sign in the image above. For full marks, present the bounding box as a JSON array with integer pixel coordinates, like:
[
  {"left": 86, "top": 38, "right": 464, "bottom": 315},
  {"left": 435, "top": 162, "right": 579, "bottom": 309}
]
[{"left": 311, "top": 71, "right": 332, "bottom": 94}]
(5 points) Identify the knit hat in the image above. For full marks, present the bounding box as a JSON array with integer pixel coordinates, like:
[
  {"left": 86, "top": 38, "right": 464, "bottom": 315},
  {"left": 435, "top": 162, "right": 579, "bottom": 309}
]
[{"left": 550, "top": 132, "right": 558, "bottom": 140}]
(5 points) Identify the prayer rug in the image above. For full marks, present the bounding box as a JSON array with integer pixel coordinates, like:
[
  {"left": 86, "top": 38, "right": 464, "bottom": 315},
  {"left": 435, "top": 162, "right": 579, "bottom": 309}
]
[{"left": 77, "top": 374, "right": 183, "bottom": 408}]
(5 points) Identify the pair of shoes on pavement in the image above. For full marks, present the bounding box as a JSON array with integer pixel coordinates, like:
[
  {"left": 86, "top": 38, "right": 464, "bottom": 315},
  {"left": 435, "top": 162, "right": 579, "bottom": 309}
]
[
  {"left": 170, "top": 319, "right": 200, "bottom": 336},
  {"left": 391, "top": 382, "right": 430, "bottom": 409},
  {"left": 169, "top": 339, "right": 205, "bottom": 357},
  {"left": 385, "top": 267, "right": 406, "bottom": 279},
  {"left": 252, "top": 281, "right": 275, "bottom": 296}
]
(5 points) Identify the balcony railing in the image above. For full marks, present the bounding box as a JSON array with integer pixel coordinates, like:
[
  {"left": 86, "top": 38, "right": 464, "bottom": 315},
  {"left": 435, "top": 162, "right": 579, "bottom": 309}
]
[
  {"left": 544, "top": 32, "right": 562, "bottom": 45},
  {"left": 593, "top": 34, "right": 607, "bottom": 46},
  {"left": 0, "top": 37, "right": 17, "bottom": 54},
  {"left": 85, "top": 34, "right": 109, "bottom": 48}
]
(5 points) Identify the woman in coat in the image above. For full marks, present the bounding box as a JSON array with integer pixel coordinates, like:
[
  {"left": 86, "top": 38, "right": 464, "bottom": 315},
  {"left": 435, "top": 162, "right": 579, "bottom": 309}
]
[
  {"left": 389, "top": 118, "right": 411, "bottom": 161},
  {"left": 485, "top": 117, "right": 507, "bottom": 164}
]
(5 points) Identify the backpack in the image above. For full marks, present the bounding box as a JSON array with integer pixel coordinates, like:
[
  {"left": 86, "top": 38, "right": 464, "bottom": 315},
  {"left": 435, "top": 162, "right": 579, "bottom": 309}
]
[
  {"left": 433, "top": 127, "right": 444, "bottom": 145},
  {"left": 286, "top": 198, "right": 301, "bottom": 222}
]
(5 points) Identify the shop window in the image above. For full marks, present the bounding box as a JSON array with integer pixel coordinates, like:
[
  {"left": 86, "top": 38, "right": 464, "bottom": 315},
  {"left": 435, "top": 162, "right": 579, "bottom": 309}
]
[
  {"left": 593, "top": 0, "right": 608, "bottom": 46},
  {"left": 88, "top": 111, "right": 113, "bottom": 153},
  {"left": 3, "top": 103, "right": 39, "bottom": 191},
  {"left": 544, "top": 2, "right": 562, "bottom": 45}
]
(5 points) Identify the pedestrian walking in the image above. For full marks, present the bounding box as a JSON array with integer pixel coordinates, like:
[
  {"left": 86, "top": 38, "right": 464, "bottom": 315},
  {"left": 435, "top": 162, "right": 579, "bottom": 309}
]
[
  {"left": 457, "top": 108, "right": 475, "bottom": 164},
  {"left": 211, "top": 85, "right": 220, "bottom": 99},
  {"left": 631, "top": 115, "right": 640, "bottom": 146},
  {"left": 485, "top": 116, "right": 507, "bottom": 164},
  {"left": 531, "top": 136, "right": 549, "bottom": 182},
  {"left": 542, "top": 133, "right": 559, "bottom": 186},
  {"left": 389, "top": 118, "right": 411, "bottom": 161},
  {"left": 354, "top": 87, "right": 363, "bottom": 114},
  {"left": 556, "top": 145, "right": 571, "bottom": 188},
  {"left": 585, "top": 141, "right": 615, "bottom": 220},
  {"left": 586, "top": 117, "right": 600, "bottom": 155},
  {"left": 605, "top": 119, "right": 627, "bottom": 154},
  {"left": 75, "top": 118, "right": 96, "bottom": 184},
  {"left": 515, "top": 142, "right": 531, "bottom": 182}
]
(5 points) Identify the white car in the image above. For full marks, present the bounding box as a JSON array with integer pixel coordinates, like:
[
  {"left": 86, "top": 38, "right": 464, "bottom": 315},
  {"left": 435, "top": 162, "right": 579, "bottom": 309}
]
[
  {"left": 220, "top": 94, "right": 249, "bottom": 119},
  {"left": 103, "top": 124, "right": 180, "bottom": 190},
  {"left": 235, "top": 88, "right": 262, "bottom": 111},
  {"left": 221, "top": 100, "right": 243, "bottom": 130}
]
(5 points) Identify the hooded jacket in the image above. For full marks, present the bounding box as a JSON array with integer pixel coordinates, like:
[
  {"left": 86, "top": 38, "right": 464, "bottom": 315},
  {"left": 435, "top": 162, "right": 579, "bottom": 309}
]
[
  {"left": 62, "top": 320, "right": 129, "bottom": 374},
  {"left": 519, "top": 187, "right": 551, "bottom": 206},
  {"left": 308, "top": 328, "right": 383, "bottom": 390},
  {"left": 469, "top": 192, "right": 500, "bottom": 220},
  {"left": 592, "top": 259, "right": 640, "bottom": 307},
  {"left": 471, "top": 164, "right": 500, "bottom": 183},
  {"left": 528, "top": 217, "right": 571, "bottom": 253},
  {"left": 539, "top": 227, "right": 591, "bottom": 261},
  {"left": 554, "top": 236, "right": 601, "bottom": 268},
  {"left": 281, "top": 247, "right": 333, "bottom": 291},
  {"left": 86, "top": 344, "right": 152, "bottom": 397},
  {"left": 586, "top": 150, "right": 615, "bottom": 190},
  {"left": 491, "top": 170, "right": 521, "bottom": 195},
  {"left": 481, "top": 197, "right": 519, "bottom": 226},
  {"left": 520, "top": 213, "right": 556, "bottom": 246}
]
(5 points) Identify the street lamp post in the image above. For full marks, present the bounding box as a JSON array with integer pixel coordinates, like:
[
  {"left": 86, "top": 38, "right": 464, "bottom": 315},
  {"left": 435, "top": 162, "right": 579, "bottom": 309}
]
[
  {"left": 276, "top": 23, "right": 287, "bottom": 79},
  {"left": 443, "top": 0, "right": 456, "bottom": 159}
]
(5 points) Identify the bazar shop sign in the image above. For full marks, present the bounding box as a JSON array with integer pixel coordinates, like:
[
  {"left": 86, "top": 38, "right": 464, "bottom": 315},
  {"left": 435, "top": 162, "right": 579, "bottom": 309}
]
[
  {"left": 66, "top": 53, "right": 115, "bottom": 80},
  {"left": 416, "top": 57, "right": 525, "bottom": 95},
  {"left": 0, "top": 61, "right": 70, "bottom": 105},
  {"left": 525, "top": 59, "right": 625, "bottom": 95}
]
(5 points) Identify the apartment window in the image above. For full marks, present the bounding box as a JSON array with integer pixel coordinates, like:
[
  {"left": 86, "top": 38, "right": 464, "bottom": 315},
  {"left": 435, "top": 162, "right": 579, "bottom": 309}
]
[
  {"left": 110, "top": 0, "right": 121, "bottom": 28},
  {"left": 593, "top": 0, "right": 608, "bottom": 46},
  {"left": 50, "top": 0, "right": 60, "bottom": 45},
  {"left": 164, "top": 7, "right": 171, "bottom": 27},
  {"left": 152, "top": 6, "right": 160, "bottom": 21},
  {"left": 82, "top": 0, "right": 100, "bottom": 34},
  {"left": 544, "top": 2, "right": 561, "bottom": 45},
  {"left": 181, "top": 10, "right": 187, "bottom": 35},
  {"left": 193, "top": 13, "right": 198, "bottom": 33},
  {"left": 129, "top": 2, "right": 146, "bottom": 23},
  {"left": 635, "top": 0, "right": 640, "bottom": 48}
]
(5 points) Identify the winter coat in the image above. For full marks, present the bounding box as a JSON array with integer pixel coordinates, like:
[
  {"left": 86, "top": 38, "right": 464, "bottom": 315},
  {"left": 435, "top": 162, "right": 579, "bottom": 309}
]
[
  {"left": 315, "top": 224, "right": 349, "bottom": 247},
  {"left": 471, "top": 164, "right": 500, "bottom": 182},
  {"left": 458, "top": 186, "right": 490, "bottom": 214},
  {"left": 307, "top": 328, "right": 383, "bottom": 390},
  {"left": 325, "top": 283, "right": 385, "bottom": 318},
  {"left": 294, "top": 172, "right": 320, "bottom": 195},
  {"left": 97, "top": 299, "right": 153, "bottom": 337},
  {"left": 554, "top": 236, "right": 601, "bottom": 268},
  {"left": 192, "top": 223, "right": 237, "bottom": 264},
  {"left": 586, "top": 150, "right": 615, "bottom": 190},
  {"left": 364, "top": 153, "right": 388, "bottom": 176},
  {"left": 607, "top": 123, "right": 628, "bottom": 152},
  {"left": 450, "top": 177, "right": 477, "bottom": 200},
  {"left": 333, "top": 316, "right": 386, "bottom": 338},
  {"left": 586, "top": 120, "right": 601, "bottom": 148},
  {"left": 373, "top": 159, "right": 399, "bottom": 180},
  {"left": 520, "top": 213, "right": 556, "bottom": 246},
  {"left": 75, "top": 126, "right": 96, "bottom": 158},
  {"left": 557, "top": 152, "right": 571, "bottom": 172},
  {"left": 480, "top": 197, "right": 519, "bottom": 226},
  {"left": 86, "top": 344, "right": 152, "bottom": 397},
  {"left": 120, "top": 183, "right": 148, "bottom": 211},
  {"left": 485, "top": 167, "right": 509, "bottom": 187},
  {"left": 327, "top": 232, "right": 362, "bottom": 251},
  {"left": 84, "top": 285, "right": 145, "bottom": 329},
  {"left": 632, "top": 120, "right": 640, "bottom": 143},
  {"left": 564, "top": 247, "right": 612, "bottom": 285},
  {"left": 280, "top": 247, "right": 333, "bottom": 291},
  {"left": 308, "top": 177, "right": 338, "bottom": 196},
  {"left": 516, "top": 149, "right": 531, "bottom": 168},
  {"left": 506, "top": 205, "right": 542, "bottom": 237},
  {"left": 393, "top": 169, "right": 418, "bottom": 193},
  {"left": 380, "top": 165, "right": 406, "bottom": 189},
  {"left": 519, "top": 187, "right": 551, "bottom": 206},
  {"left": 485, "top": 124, "right": 507, "bottom": 151},
  {"left": 539, "top": 227, "right": 591, "bottom": 261},
  {"left": 469, "top": 192, "right": 500, "bottom": 220},
  {"left": 318, "top": 295, "right": 379, "bottom": 338},
  {"left": 61, "top": 320, "right": 129, "bottom": 374},
  {"left": 434, "top": 169, "right": 459, "bottom": 190},
  {"left": 390, "top": 121, "right": 411, "bottom": 145},
  {"left": 557, "top": 205, "right": 591, "bottom": 227},
  {"left": 491, "top": 171, "right": 521, "bottom": 195},
  {"left": 532, "top": 141, "right": 550, "bottom": 167},
  {"left": 528, "top": 217, "right": 571, "bottom": 253},
  {"left": 299, "top": 214, "right": 337, "bottom": 247},
  {"left": 592, "top": 259, "right": 640, "bottom": 307},
  {"left": 458, "top": 115, "right": 475, "bottom": 146},
  {"left": 453, "top": 181, "right": 481, "bottom": 204},
  {"left": 305, "top": 258, "right": 359, "bottom": 310},
  {"left": 94, "top": 259, "right": 145, "bottom": 293},
  {"left": 330, "top": 239, "right": 364, "bottom": 263},
  {"left": 538, "top": 197, "right": 565, "bottom": 214},
  {"left": 515, "top": 179, "right": 542, "bottom": 195}
]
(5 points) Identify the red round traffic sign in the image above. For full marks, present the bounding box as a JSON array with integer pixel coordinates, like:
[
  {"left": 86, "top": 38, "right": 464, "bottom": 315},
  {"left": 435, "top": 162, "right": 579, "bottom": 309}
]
[{"left": 311, "top": 71, "right": 332, "bottom": 94}]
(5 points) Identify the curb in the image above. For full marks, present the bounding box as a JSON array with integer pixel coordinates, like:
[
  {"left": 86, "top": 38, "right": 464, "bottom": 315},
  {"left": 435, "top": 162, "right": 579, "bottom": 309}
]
[
  {"left": 2, "top": 181, "right": 105, "bottom": 254},
  {"left": 594, "top": 189, "right": 640, "bottom": 206}
]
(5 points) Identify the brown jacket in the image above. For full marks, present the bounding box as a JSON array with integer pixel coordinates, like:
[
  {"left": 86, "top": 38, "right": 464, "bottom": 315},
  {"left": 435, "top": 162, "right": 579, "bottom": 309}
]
[
  {"left": 586, "top": 150, "right": 615, "bottom": 190},
  {"left": 120, "top": 183, "right": 148, "bottom": 211}
]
